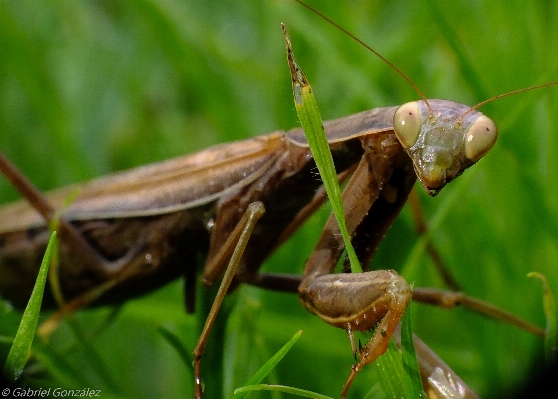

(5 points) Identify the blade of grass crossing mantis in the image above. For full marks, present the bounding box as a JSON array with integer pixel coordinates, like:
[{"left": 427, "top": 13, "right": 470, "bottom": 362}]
[
  {"left": 282, "top": 24, "right": 361, "bottom": 274},
  {"left": 283, "top": 22, "right": 413, "bottom": 397},
  {"left": 282, "top": 23, "right": 425, "bottom": 398},
  {"left": 2, "top": 232, "right": 56, "bottom": 382}
]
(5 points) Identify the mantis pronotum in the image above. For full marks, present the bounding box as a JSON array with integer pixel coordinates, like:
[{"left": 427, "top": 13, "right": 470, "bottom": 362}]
[{"left": 0, "top": 1, "right": 556, "bottom": 398}]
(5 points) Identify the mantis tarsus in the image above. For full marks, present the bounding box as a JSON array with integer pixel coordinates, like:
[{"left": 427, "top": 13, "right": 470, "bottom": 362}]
[{"left": 0, "top": 0, "right": 552, "bottom": 399}]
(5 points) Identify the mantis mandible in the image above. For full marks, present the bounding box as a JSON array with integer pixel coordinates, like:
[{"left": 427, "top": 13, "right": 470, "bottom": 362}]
[{"left": 1, "top": 0, "right": 558, "bottom": 399}]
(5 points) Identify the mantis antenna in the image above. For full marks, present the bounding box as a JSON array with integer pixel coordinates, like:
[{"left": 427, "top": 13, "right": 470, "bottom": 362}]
[{"left": 294, "top": 0, "right": 434, "bottom": 117}]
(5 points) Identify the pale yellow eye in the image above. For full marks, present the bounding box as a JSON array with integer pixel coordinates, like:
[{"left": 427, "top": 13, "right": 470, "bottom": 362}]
[
  {"left": 464, "top": 115, "right": 498, "bottom": 162},
  {"left": 393, "top": 102, "right": 421, "bottom": 149}
]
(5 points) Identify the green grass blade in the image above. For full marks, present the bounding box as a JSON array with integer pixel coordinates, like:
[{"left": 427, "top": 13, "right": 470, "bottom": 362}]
[
  {"left": 362, "top": 384, "right": 384, "bottom": 399},
  {"left": 367, "top": 331, "right": 425, "bottom": 399},
  {"left": 2, "top": 231, "right": 56, "bottom": 382},
  {"left": 282, "top": 24, "right": 361, "bottom": 273},
  {"left": 234, "top": 384, "right": 333, "bottom": 399},
  {"left": 527, "top": 272, "right": 557, "bottom": 360},
  {"left": 401, "top": 302, "right": 427, "bottom": 398},
  {"left": 282, "top": 24, "right": 421, "bottom": 398},
  {"left": 372, "top": 339, "right": 405, "bottom": 397},
  {"left": 32, "top": 338, "right": 93, "bottom": 388},
  {"left": 232, "top": 330, "right": 302, "bottom": 399},
  {"left": 64, "top": 317, "right": 121, "bottom": 393},
  {"left": 156, "top": 324, "right": 194, "bottom": 370}
]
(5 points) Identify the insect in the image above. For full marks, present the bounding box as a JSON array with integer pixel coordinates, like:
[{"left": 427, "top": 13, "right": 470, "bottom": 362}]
[{"left": 0, "top": 1, "right": 556, "bottom": 398}]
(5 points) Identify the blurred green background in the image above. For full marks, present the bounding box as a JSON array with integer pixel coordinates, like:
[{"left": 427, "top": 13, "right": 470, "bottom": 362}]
[{"left": 1, "top": 0, "right": 557, "bottom": 398}]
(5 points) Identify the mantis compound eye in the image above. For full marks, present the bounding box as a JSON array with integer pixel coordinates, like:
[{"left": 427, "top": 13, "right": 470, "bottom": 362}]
[
  {"left": 393, "top": 102, "right": 421, "bottom": 149},
  {"left": 464, "top": 114, "right": 498, "bottom": 162}
]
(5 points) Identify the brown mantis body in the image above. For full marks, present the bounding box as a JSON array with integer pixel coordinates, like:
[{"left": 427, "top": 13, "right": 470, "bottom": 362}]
[
  {"left": 0, "top": 105, "right": 416, "bottom": 308},
  {"left": 0, "top": 98, "right": 494, "bottom": 298},
  {"left": 1, "top": 0, "right": 558, "bottom": 399},
  {"left": 1, "top": 97, "right": 504, "bottom": 397}
]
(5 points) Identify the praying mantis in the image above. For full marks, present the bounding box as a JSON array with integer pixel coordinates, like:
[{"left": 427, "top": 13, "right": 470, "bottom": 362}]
[{"left": 0, "top": 1, "right": 557, "bottom": 398}]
